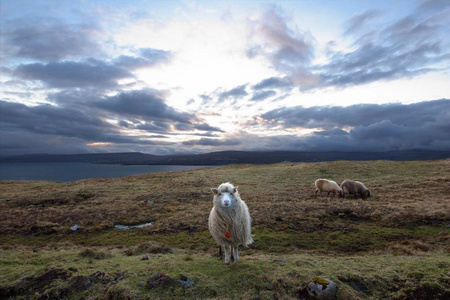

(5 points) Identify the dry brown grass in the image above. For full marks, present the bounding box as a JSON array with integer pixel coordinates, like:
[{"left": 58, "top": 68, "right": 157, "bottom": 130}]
[
  {"left": 0, "top": 160, "right": 449, "bottom": 299},
  {"left": 0, "top": 160, "right": 448, "bottom": 241}
]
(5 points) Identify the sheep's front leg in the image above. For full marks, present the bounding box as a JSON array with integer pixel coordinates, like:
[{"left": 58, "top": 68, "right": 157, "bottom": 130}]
[
  {"left": 224, "top": 245, "right": 231, "bottom": 265},
  {"left": 232, "top": 245, "right": 239, "bottom": 262}
]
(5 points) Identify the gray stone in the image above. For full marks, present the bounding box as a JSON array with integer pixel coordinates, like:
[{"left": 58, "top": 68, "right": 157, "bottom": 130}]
[
  {"left": 147, "top": 273, "right": 174, "bottom": 289},
  {"left": 179, "top": 274, "right": 194, "bottom": 288},
  {"left": 138, "top": 280, "right": 146, "bottom": 286},
  {"left": 306, "top": 277, "right": 338, "bottom": 300}
]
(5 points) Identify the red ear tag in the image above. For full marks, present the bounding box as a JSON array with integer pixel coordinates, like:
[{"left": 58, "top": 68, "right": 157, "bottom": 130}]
[{"left": 225, "top": 231, "right": 231, "bottom": 239}]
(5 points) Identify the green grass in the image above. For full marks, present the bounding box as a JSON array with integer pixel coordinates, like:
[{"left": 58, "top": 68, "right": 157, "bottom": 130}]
[
  {"left": 0, "top": 160, "right": 449, "bottom": 299},
  {"left": 0, "top": 246, "right": 448, "bottom": 299},
  {"left": 1, "top": 223, "right": 446, "bottom": 255}
]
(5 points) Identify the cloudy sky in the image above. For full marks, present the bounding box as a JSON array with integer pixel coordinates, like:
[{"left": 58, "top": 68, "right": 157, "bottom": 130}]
[{"left": 1, "top": 0, "right": 449, "bottom": 156}]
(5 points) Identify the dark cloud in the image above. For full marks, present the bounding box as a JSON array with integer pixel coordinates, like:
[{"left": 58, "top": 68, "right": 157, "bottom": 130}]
[
  {"left": 247, "top": 5, "right": 316, "bottom": 88},
  {"left": 0, "top": 100, "right": 115, "bottom": 142},
  {"left": 218, "top": 85, "right": 248, "bottom": 102},
  {"left": 95, "top": 89, "right": 194, "bottom": 123},
  {"left": 193, "top": 123, "right": 224, "bottom": 132},
  {"left": 2, "top": 98, "right": 449, "bottom": 156},
  {"left": 50, "top": 88, "right": 217, "bottom": 135},
  {"left": 250, "top": 90, "right": 276, "bottom": 101},
  {"left": 261, "top": 99, "right": 449, "bottom": 129},
  {"left": 10, "top": 45, "right": 171, "bottom": 89},
  {"left": 0, "top": 86, "right": 226, "bottom": 156},
  {"left": 247, "top": 3, "right": 449, "bottom": 90},
  {"left": 249, "top": 5, "right": 314, "bottom": 69},
  {"left": 135, "top": 121, "right": 172, "bottom": 134},
  {"left": 14, "top": 60, "right": 133, "bottom": 88},
  {"left": 183, "top": 137, "right": 241, "bottom": 146},
  {"left": 1, "top": 21, "right": 103, "bottom": 61},
  {"left": 257, "top": 99, "right": 450, "bottom": 151},
  {"left": 173, "top": 122, "right": 224, "bottom": 133},
  {"left": 0, "top": 128, "right": 98, "bottom": 155},
  {"left": 177, "top": 104, "right": 450, "bottom": 151},
  {"left": 252, "top": 76, "right": 293, "bottom": 91},
  {"left": 313, "top": 128, "right": 349, "bottom": 137},
  {"left": 318, "top": 3, "right": 450, "bottom": 88}
]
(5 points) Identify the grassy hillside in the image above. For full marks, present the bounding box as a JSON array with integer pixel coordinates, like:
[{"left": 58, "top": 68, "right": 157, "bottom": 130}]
[{"left": 0, "top": 160, "right": 449, "bottom": 299}]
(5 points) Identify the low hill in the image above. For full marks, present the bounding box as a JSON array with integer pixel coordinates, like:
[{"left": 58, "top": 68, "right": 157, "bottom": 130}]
[{"left": 1, "top": 149, "right": 450, "bottom": 165}]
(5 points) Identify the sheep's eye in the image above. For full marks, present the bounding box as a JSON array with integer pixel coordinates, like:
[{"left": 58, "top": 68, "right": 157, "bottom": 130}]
[{"left": 218, "top": 193, "right": 222, "bottom": 196}]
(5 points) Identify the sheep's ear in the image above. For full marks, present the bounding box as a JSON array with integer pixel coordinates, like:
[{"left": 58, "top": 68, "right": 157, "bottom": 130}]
[
  {"left": 211, "top": 188, "right": 218, "bottom": 195},
  {"left": 233, "top": 187, "right": 238, "bottom": 193}
]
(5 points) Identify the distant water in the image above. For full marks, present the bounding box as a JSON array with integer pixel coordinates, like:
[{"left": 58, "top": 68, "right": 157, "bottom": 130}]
[{"left": 0, "top": 162, "right": 206, "bottom": 182}]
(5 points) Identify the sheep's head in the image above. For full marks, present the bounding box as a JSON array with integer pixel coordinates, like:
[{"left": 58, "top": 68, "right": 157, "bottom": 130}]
[{"left": 211, "top": 182, "right": 238, "bottom": 208}]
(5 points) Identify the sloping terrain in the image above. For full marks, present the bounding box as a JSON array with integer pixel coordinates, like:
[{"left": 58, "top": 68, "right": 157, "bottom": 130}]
[{"left": 0, "top": 160, "right": 449, "bottom": 299}]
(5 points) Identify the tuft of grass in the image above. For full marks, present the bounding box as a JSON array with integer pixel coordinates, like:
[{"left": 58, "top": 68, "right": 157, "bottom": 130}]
[
  {"left": 124, "top": 241, "right": 173, "bottom": 256},
  {"left": 79, "top": 248, "right": 112, "bottom": 260}
]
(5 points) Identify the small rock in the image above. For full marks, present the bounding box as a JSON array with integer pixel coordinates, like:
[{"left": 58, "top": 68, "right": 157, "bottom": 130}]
[
  {"left": 187, "top": 227, "right": 199, "bottom": 235},
  {"left": 71, "top": 275, "right": 93, "bottom": 291},
  {"left": 266, "top": 283, "right": 274, "bottom": 290},
  {"left": 141, "top": 255, "right": 149, "bottom": 260},
  {"left": 32, "top": 247, "right": 40, "bottom": 253},
  {"left": 306, "top": 277, "right": 338, "bottom": 300},
  {"left": 147, "top": 273, "right": 174, "bottom": 289},
  {"left": 70, "top": 225, "right": 79, "bottom": 231},
  {"left": 179, "top": 274, "right": 194, "bottom": 288},
  {"left": 272, "top": 259, "right": 287, "bottom": 266},
  {"left": 16, "top": 271, "right": 27, "bottom": 278},
  {"left": 138, "top": 280, "right": 146, "bottom": 286}
]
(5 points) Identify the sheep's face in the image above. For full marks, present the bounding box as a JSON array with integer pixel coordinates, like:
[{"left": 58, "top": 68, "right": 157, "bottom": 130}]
[{"left": 212, "top": 183, "right": 238, "bottom": 208}]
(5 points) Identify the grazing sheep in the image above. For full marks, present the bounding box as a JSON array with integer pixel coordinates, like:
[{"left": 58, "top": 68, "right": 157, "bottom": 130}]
[
  {"left": 209, "top": 182, "right": 253, "bottom": 265},
  {"left": 340, "top": 179, "right": 371, "bottom": 199},
  {"left": 315, "top": 178, "right": 343, "bottom": 198}
]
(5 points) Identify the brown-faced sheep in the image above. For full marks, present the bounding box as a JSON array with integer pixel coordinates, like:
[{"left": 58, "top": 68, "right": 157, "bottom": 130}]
[
  {"left": 209, "top": 182, "right": 253, "bottom": 265},
  {"left": 315, "top": 178, "right": 343, "bottom": 197},
  {"left": 340, "top": 179, "right": 371, "bottom": 199}
]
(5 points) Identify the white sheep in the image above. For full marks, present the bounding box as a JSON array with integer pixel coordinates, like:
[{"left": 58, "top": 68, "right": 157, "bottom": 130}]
[
  {"left": 340, "top": 179, "right": 371, "bottom": 199},
  {"left": 315, "top": 178, "right": 343, "bottom": 197},
  {"left": 208, "top": 182, "right": 253, "bottom": 264}
]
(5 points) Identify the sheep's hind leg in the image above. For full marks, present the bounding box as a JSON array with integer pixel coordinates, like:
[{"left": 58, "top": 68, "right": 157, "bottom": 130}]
[
  {"left": 218, "top": 246, "right": 222, "bottom": 260},
  {"left": 232, "top": 245, "right": 239, "bottom": 262},
  {"left": 224, "top": 245, "right": 231, "bottom": 265}
]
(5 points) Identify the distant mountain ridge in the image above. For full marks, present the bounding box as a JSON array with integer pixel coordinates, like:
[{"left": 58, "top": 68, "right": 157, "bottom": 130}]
[{"left": 1, "top": 150, "right": 449, "bottom": 165}]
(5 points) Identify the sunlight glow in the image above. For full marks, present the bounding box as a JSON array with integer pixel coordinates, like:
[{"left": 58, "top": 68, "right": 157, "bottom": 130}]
[{"left": 87, "top": 142, "right": 113, "bottom": 147}]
